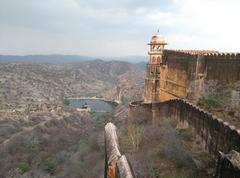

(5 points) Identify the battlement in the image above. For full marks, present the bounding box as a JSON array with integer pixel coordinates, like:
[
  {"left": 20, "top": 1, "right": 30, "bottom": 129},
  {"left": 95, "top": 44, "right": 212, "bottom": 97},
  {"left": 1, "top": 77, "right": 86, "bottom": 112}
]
[
  {"left": 172, "top": 49, "right": 219, "bottom": 55},
  {"left": 164, "top": 49, "right": 240, "bottom": 60},
  {"left": 164, "top": 49, "right": 198, "bottom": 57},
  {"left": 205, "top": 52, "right": 240, "bottom": 60}
]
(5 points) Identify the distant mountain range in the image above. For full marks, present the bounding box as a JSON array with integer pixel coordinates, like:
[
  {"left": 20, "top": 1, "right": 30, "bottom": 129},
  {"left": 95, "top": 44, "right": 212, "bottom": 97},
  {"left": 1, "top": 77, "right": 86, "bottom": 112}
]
[{"left": 0, "top": 54, "right": 148, "bottom": 63}]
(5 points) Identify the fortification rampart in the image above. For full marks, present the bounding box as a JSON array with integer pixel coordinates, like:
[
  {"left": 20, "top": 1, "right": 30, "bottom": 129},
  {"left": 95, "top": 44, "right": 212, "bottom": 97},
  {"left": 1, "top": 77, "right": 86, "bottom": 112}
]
[
  {"left": 204, "top": 54, "right": 240, "bottom": 83},
  {"left": 156, "top": 99, "right": 240, "bottom": 155},
  {"left": 129, "top": 99, "right": 240, "bottom": 176},
  {"left": 157, "top": 50, "right": 240, "bottom": 106},
  {"left": 129, "top": 99, "right": 240, "bottom": 156},
  {"left": 128, "top": 100, "right": 152, "bottom": 121},
  {"left": 141, "top": 33, "right": 240, "bottom": 176}
]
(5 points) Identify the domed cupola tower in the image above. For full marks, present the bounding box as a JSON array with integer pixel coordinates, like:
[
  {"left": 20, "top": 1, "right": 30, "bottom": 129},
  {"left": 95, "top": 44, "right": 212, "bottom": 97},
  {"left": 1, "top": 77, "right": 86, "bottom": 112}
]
[{"left": 144, "top": 31, "right": 167, "bottom": 103}]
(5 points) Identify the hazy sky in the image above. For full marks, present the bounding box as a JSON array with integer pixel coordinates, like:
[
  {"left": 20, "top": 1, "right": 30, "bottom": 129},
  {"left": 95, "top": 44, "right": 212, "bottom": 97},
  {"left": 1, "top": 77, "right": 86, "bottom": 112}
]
[{"left": 0, "top": 0, "right": 240, "bottom": 56}]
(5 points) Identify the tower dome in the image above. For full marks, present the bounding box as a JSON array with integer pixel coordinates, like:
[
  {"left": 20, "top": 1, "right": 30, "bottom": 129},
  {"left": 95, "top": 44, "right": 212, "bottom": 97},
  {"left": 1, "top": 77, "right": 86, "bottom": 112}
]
[{"left": 150, "top": 32, "right": 166, "bottom": 45}]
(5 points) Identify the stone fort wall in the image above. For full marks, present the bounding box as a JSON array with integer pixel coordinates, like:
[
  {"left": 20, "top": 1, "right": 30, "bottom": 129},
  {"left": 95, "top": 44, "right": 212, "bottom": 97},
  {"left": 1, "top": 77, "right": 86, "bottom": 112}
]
[
  {"left": 159, "top": 51, "right": 240, "bottom": 108},
  {"left": 129, "top": 99, "right": 240, "bottom": 177},
  {"left": 129, "top": 99, "right": 240, "bottom": 156}
]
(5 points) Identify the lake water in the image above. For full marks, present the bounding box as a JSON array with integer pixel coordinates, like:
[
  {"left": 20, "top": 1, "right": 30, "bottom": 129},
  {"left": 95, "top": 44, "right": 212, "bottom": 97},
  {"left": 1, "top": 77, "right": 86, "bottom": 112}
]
[{"left": 69, "top": 99, "right": 115, "bottom": 112}]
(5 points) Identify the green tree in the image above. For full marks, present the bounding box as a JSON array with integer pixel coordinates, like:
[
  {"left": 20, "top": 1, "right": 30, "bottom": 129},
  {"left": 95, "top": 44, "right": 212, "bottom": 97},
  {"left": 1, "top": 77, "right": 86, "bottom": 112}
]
[
  {"left": 197, "top": 95, "right": 221, "bottom": 110},
  {"left": 19, "top": 160, "right": 30, "bottom": 172},
  {"left": 43, "top": 157, "right": 57, "bottom": 174}
]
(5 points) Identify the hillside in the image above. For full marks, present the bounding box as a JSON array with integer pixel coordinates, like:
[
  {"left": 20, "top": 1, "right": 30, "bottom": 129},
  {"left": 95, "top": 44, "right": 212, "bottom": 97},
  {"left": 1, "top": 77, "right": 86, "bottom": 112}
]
[
  {"left": 0, "top": 60, "right": 145, "bottom": 111},
  {"left": 0, "top": 60, "right": 145, "bottom": 177}
]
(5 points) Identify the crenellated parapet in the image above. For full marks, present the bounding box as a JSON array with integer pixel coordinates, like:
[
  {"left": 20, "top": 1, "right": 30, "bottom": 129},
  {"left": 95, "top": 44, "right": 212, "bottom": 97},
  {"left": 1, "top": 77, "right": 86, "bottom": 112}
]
[
  {"left": 164, "top": 49, "right": 198, "bottom": 57},
  {"left": 164, "top": 49, "right": 240, "bottom": 60},
  {"left": 205, "top": 52, "right": 240, "bottom": 60}
]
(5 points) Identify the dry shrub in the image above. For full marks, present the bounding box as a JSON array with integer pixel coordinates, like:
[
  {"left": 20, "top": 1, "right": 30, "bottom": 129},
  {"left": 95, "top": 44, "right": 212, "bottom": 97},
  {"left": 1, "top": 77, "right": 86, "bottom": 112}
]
[{"left": 119, "top": 116, "right": 213, "bottom": 178}]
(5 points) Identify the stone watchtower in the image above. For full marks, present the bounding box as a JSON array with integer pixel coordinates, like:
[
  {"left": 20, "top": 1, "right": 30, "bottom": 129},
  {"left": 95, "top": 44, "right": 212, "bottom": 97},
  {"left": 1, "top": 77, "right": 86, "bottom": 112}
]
[{"left": 144, "top": 32, "right": 167, "bottom": 103}]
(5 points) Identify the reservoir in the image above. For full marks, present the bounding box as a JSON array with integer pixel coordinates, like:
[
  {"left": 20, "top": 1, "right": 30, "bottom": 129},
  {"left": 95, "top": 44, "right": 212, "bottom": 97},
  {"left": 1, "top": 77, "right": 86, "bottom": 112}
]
[{"left": 69, "top": 99, "right": 115, "bottom": 112}]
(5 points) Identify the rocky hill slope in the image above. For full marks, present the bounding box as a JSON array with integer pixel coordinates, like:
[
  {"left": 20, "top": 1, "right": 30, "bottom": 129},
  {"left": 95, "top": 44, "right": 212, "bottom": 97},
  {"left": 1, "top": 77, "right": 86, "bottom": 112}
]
[
  {"left": 0, "top": 60, "right": 145, "bottom": 111},
  {"left": 0, "top": 60, "right": 145, "bottom": 177}
]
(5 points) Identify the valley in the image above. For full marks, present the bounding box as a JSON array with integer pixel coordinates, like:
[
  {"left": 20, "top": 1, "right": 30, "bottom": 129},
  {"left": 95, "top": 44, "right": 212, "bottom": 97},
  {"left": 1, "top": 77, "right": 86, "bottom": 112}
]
[{"left": 0, "top": 60, "right": 144, "bottom": 177}]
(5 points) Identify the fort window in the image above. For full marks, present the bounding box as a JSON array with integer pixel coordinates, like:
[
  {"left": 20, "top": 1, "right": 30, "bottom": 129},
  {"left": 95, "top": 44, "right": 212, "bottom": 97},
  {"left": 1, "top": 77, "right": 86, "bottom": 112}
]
[
  {"left": 155, "top": 80, "right": 159, "bottom": 92},
  {"left": 152, "top": 56, "right": 156, "bottom": 63}
]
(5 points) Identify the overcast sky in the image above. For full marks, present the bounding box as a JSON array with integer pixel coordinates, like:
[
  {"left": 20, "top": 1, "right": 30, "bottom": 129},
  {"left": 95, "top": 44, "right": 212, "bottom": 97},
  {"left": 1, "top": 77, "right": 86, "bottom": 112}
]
[{"left": 0, "top": 0, "right": 240, "bottom": 56}]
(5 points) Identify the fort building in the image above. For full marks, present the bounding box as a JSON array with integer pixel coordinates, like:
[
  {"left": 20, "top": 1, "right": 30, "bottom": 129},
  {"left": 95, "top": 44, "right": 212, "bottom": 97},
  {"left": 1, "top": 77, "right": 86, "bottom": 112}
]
[
  {"left": 144, "top": 32, "right": 240, "bottom": 108},
  {"left": 103, "top": 32, "right": 240, "bottom": 178},
  {"left": 127, "top": 32, "right": 240, "bottom": 178}
]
